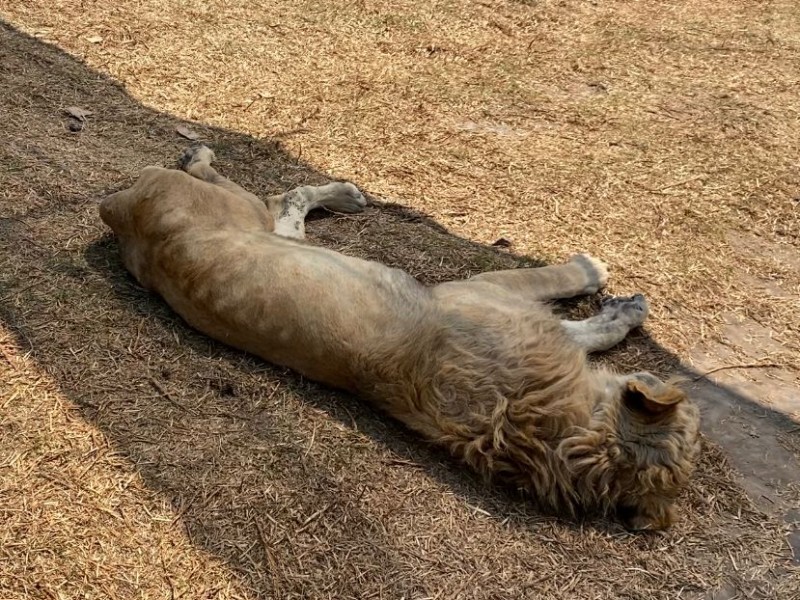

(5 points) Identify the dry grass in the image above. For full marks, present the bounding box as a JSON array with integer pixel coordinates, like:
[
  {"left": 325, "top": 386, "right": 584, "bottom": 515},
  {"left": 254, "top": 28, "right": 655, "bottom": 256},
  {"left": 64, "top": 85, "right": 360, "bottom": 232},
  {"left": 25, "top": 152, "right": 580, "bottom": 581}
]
[{"left": 0, "top": 0, "right": 798, "bottom": 598}]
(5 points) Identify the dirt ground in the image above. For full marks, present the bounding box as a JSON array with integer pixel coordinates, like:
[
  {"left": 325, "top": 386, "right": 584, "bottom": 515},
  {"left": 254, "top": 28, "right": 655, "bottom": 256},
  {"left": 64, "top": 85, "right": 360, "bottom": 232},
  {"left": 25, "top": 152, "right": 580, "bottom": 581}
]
[{"left": 0, "top": 1, "right": 798, "bottom": 598}]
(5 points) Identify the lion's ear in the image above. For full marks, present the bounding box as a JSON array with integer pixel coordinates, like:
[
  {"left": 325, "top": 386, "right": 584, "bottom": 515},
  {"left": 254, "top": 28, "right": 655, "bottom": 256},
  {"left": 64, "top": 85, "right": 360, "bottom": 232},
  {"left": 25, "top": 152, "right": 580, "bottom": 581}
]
[{"left": 623, "top": 380, "right": 686, "bottom": 416}]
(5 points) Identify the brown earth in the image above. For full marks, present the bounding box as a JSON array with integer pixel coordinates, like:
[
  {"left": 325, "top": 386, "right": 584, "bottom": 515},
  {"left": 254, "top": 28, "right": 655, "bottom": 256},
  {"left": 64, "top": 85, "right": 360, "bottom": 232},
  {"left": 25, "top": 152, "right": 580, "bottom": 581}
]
[{"left": 0, "top": 1, "right": 798, "bottom": 598}]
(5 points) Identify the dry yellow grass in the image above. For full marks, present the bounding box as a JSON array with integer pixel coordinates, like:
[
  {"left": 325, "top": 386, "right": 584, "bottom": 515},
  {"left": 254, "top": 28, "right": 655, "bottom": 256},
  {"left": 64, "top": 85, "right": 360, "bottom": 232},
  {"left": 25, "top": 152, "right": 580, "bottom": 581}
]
[
  {"left": 6, "top": 1, "right": 800, "bottom": 360},
  {"left": 0, "top": 327, "right": 255, "bottom": 598},
  {"left": 0, "top": 0, "right": 798, "bottom": 598}
]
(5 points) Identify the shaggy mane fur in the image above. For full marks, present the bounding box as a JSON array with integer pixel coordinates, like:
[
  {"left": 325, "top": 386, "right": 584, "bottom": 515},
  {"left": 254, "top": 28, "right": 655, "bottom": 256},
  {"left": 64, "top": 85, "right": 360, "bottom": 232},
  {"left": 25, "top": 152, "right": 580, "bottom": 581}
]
[{"left": 359, "top": 304, "right": 701, "bottom": 528}]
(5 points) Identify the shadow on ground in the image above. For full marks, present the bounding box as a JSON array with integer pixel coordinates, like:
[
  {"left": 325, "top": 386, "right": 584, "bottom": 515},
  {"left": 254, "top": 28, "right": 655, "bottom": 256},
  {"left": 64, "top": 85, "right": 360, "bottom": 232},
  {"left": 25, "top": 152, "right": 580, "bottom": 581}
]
[{"left": 1, "top": 21, "right": 797, "bottom": 599}]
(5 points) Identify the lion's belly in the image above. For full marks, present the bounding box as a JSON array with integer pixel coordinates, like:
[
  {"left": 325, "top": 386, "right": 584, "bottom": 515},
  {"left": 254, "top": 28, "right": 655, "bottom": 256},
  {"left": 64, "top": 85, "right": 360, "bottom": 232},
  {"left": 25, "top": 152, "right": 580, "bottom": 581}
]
[{"left": 148, "top": 229, "right": 430, "bottom": 391}]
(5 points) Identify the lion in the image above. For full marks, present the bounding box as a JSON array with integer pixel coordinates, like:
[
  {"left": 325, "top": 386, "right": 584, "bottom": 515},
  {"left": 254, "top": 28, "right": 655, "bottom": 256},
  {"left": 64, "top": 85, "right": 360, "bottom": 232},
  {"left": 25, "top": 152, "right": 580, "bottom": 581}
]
[{"left": 99, "top": 145, "right": 701, "bottom": 531}]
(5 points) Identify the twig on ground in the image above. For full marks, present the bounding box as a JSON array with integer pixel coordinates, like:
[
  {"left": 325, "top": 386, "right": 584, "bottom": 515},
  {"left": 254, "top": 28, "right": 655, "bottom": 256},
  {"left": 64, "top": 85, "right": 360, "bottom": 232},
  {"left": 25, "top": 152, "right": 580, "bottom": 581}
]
[{"left": 692, "top": 362, "right": 781, "bottom": 381}]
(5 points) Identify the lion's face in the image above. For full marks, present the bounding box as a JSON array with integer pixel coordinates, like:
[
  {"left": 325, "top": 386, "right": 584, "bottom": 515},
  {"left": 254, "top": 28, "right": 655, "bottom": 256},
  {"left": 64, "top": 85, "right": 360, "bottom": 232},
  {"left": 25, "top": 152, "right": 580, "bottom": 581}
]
[{"left": 610, "top": 373, "right": 701, "bottom": 531}]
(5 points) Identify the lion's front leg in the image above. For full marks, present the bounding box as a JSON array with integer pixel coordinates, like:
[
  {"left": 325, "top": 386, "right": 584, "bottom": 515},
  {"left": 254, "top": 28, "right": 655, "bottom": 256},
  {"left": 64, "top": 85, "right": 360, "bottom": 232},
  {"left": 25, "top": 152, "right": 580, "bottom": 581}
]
[
  {"left": 561, "top": 294, "right": 650, "bottom": 352},
  {"left": 463, "top": 254, "right": 609, "bottom": 301}
]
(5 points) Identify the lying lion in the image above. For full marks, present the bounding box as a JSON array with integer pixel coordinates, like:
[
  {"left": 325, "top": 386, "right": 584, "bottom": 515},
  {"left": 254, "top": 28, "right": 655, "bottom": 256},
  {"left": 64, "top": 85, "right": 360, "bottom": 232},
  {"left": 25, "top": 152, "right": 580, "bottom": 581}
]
[{"left": 100, "top": 145, "right": 700, "bottom": 531}]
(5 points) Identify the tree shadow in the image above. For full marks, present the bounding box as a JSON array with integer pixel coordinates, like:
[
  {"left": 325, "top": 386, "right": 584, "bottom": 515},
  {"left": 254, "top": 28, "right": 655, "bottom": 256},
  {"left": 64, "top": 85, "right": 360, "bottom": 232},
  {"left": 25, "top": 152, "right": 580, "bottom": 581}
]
[{"left": 1, "top": 19, "right": 797, "bottom": 598}]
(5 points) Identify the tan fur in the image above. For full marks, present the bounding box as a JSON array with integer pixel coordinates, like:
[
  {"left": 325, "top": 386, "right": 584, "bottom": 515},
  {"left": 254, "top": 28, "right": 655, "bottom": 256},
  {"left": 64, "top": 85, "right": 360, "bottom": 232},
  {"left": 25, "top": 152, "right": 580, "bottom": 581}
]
[{"left": 99, "top": 148, "right": 701, "bottom": 530}]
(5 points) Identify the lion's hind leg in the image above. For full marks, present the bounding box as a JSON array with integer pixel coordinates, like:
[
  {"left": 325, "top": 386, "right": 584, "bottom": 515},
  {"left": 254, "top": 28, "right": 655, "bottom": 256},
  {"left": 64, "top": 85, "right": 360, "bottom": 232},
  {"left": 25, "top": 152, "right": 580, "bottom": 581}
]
[
  {"left": 179, "top": 144, "right": 367, "bottom": 239},
  {"left": 266, "top": 182, "right": 367, "bottom": 239},
  {"left": 179, "top": 144, "right": 263, "bottom": 205}
]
